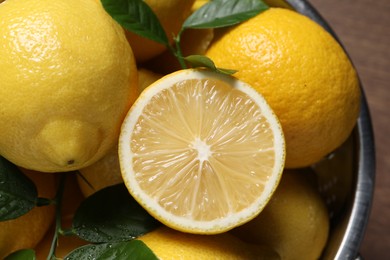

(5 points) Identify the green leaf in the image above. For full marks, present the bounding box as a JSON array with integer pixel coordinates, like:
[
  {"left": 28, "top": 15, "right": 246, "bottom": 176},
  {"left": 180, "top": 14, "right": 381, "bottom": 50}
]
[
  {"left": 4, "top": 249, "right": 36, "bottom": 260},
  {"left": 184, "top": 55, "right": 237, "bottom": 75},
  {"left": 100, "top": 0, "right": 169, "bottom": 46},
  {"left": 183, "top": 0, "right": 269, "bottom": 29},
  {"left": 72, "top": 184, "right": 160, "bottom": 243},
  {"left": 64, "top": 240, "right": 158, "bottom": 260},
  {"left": 0, "top": 156, "right": 38, "bottom": 221}
]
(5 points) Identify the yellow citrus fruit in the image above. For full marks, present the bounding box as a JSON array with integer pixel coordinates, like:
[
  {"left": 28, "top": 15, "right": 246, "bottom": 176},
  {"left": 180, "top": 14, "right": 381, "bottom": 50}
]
[
  {"left": 206, "top": 8, "right": 361, "bottom": 168},
  {"left": 138, "top": 226, "right": 280, "bottom": 259},
  {"left": 77, "top": 145, "right": 123, "bottom": 198},
  {"left": 125, "top": 0, "right": 195, "bottom": 62},
  {"left": 119, "top": 69, "right": 285, "bottom": 234},
  {"left": 0, "top": 169, "right": 56, "bottom": 259},
  {"left": 0, "top": 0, "right": 138, "bottom": 172},
  {"left": 191, "top": 0, "right": 209, "bottom": 12},
  {"left": 263, "top": 0, "right": 294, "bottom": 9},
  {"left": 145, "top": 27, "right": 214, "bottom": 74},
  {"left": 231, "top": 169, "right": 330, "bottom": 260},
  {"left": 138, "top": 68, "right": 163, "bottom": 93},
  {"left": 178, "top": 27, "right": 214, "bottom": 59},
  {"left": 144, "top": 0, "right": 214, "bottom": 74}
]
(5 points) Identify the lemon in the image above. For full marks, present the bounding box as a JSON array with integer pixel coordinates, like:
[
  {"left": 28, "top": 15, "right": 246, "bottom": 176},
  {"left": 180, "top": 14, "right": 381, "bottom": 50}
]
[
  {"left": 119, "top": 69, "right": 285, "bottom": 234},
  {"left": 138, "top": 226, "right": 280, "bottom": 259},
  {"left": 206, "top": 8, "right": 361, "bottom": 168},
  {"left": 0, "top": 169, "right": 56, "bottom": 259},
  {"left": 263, "top": 0, "right": 294, "bottom": 9},
  {"left": 191, "top": 0, "right": 209, "bottom": 12},
  {"left": 77, "top": 145, "right": 123, "bottom": 198},
  {"left": 0, "top": 0, "right": 138, "bottom": 172},
  {"left": 145, "top": 27, "right": 215, "bottom": 74},
  {"left": 126, "top": 0, "right": 195, "bottom": 62},
  {"left": 232, "top": 169, "right": 330, "bottom": 260},
  {"left": 138, "top": 68, "right": 163, "bottom": 93},
  {"left": 144, "top": 0, "right": 214, "bottom": 74}
]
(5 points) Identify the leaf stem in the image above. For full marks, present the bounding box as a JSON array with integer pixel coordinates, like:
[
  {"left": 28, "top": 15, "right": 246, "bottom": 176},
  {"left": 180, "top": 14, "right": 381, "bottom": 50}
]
[
  {"left": 60, "top": 227, "right": 76, "bottom": 237},
  {"left": 47, "top": 174, "right": 67, "bottom": 260},
  {"left": 173, "top": 30, "right": 187, "bottom": 69}
]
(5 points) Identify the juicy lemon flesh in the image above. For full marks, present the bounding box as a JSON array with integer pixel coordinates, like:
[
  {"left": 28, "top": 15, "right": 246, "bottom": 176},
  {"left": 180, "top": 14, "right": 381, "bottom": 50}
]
[{"left": 121, "top": 70, "right": 285, "bottom": 233}]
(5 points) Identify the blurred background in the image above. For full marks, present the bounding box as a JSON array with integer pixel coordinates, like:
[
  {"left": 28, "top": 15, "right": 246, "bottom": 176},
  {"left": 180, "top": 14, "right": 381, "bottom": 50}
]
[{"left": 309, "top": 0, "right": 389, "bottom": 258}]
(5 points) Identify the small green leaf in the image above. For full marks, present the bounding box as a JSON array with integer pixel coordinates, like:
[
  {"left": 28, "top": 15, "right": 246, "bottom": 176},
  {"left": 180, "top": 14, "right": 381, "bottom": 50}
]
[
  {"left": 4, "top": 249, "right": 36, "bottom": 260},
  {"left": 184, "top": 55, "right": 237, "bottom": 75},
  {"left": 183, "top": 0, "right": 269, "bottom": 29},
  {"left": 0, "top": 156, "right": 38, "bottom": 221},
  {"left": 72, "top": 184, "right": 160, "bottom": 243},
  {"left": 64, "top": 240, "right": 158, "bottom": 260},
  {"left": 101, "top": 0, "right": 169, "bottom": 46}
]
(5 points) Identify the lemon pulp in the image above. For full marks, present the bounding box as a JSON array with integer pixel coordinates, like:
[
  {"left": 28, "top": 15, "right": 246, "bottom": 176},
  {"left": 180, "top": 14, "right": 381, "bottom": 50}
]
[{"left": 119, "top": 69, "right": 285, "bottom": 234}]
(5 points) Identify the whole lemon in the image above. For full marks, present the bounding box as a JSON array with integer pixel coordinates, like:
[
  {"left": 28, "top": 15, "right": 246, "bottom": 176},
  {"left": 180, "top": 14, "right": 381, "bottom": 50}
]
[
  {"left": 0, "top": 0, "right": 138, "bottom": 172},
  {"left": 138, "top": 226, "right": 280, "bottom": 259},
  {"left": 206, "top": 8, "right": 361, "bottom": 168},
  {"left": 145, "top": 27, "right": 214, "bottom": 74},
  {"left": 231, "top": 170, "right": 330, "bottom": 260},
  {"left": 137, "top": 68, "right": 162, "bottom": 93},
  {"left": 126, "top": 0, "right": 195, "bottom": 63},
  {"left": 191, "top": 0, "right": 209, "bottom": 12},
  {"left": 0, "top": 169, "right": 56, "bottom": 259},
  {"left": 143, "top": 0, "right": 215, "bottom": 74},
  {"left": 77, "top": 145, "right": 123, "bottom": 198}
]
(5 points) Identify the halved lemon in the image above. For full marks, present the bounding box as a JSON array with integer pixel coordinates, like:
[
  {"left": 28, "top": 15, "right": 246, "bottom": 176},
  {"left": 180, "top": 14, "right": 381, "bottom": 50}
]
[{"left": 119, "top": 69, "right": 285, "bottom": 234}]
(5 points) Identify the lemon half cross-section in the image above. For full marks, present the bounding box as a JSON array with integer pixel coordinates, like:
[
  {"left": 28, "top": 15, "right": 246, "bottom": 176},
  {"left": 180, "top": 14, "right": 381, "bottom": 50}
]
[{"left": 119, "top": 69, "right": 285, "bottom": 234}]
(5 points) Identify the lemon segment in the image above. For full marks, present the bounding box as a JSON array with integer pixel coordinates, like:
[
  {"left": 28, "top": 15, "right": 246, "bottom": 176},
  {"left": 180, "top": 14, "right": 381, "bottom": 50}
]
[{"left": 119, "top": 69, "right": 285, "bottom": 234}]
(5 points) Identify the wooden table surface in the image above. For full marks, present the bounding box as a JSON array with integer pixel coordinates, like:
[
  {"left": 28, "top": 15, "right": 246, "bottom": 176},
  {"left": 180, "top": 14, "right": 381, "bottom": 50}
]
[{"left": 307, "top": 0, "right": 390, "bottom": 259}]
